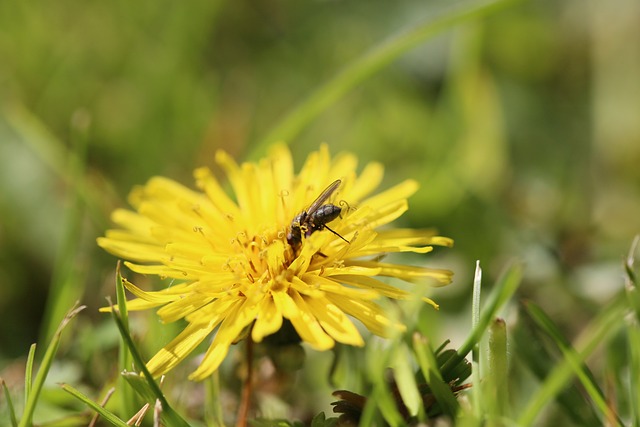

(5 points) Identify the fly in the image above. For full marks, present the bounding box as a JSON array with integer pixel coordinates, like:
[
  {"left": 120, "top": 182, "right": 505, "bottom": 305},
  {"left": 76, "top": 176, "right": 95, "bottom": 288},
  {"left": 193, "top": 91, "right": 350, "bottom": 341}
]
[{"left": 286, "top": 179, "right": 349, "bottom": 250}]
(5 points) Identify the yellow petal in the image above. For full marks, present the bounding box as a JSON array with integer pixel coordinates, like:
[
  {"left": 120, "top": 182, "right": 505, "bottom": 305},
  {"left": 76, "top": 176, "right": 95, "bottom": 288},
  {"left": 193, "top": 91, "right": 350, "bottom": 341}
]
[
  {"left": 327, "top": 295, "right": 404, "bottom": 337},
  {"left": 327, "top": 274, "right": 411, "bottom": 300},
  {"left": 156, "top": 293, "right": 215, "bottom": 323},
  {"left": 360, "top": 179, "right": 419, "bottom": 208},
  {"left": 119, "top": 278, "right": 189, "bottom": 304},
  {"left": 290, "top": 276, "right": 326, "bottom": 298},
  {"left": 302, "top": 273, "right": 379, "bottom": 300},
  {"left": 97, "top": 238, "right": 167, "bottom": 264},
  {"left": 304, "top": 296, "right": 364, "bottom": 346},
  {"left": 193, "top": 167, "right": 242, "bottom": 219},
  {"left": 110, "top": 209, "right": 156, "bottom": 237},
  {"left": 189, "top": 298, "right": 260, "bottom": 380},
  {"left": 252, "top": 296, "right": 283, "bottom": 342},
  {"left": 373, "top": 229, "right": 454, "bottom": 247},
  {"left": 287, "top": 290, "right": 334, "bottom": 350},
  {"left": 123, "top": 262, "right": 194, "bottom": 280},
  {"left": 271, "top": 289, "right": 298, "bottom": 318},
  {"left": 146, "top": 319, "right": 218, "bottom": 377},
  {"left": 346, "top": 261, "right": 453, "bottom": 285},
  {"left": 98, "top": 297, "right": 163, "bottom": 313},
  {"left": 347, "top": 161, "right": 384, "bottom": 203}
]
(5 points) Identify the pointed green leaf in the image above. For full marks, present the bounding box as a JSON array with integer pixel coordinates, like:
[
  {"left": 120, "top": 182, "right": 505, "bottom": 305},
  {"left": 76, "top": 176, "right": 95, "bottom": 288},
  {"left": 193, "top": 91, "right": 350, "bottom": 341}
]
[
  {"left": 413, "top": 334, "right": 459, "bottom": 418},
  {"left": 61, "top": 383, "right": 129, "bottom": 427},
  {"left": 19, "top": 304, "right": 85, "bottom": 427}
]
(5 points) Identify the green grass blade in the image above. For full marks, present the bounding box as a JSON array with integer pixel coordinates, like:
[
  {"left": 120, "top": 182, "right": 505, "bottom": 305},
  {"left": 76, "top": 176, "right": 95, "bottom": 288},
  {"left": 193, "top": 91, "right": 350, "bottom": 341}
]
[
  {"left": 626, "top": 317, "right": 640, "bottom": 427},
  {"left": 18, "top": 303, "right": 86, "bottom": 427},
  {"left": 369, "top": 384, "right": 404, "bottom": 427},
  {"left": 114, "top": 263, "right": 136, "bottom": 418},
  {"left": 1, "top": 379, "right": 18, "bottom": 427},
  {"left": 1, "top": 103, "right": 109, "bottom": 231},
  {"left": 517, "top": 295, "right": 628, "bottom": 426},
  {"left": 514, "top": 310, "right": 600, "bottom": 426},
  {"left": 204, "top": 372, "right": 225, "bottom": 427},
  {"left": 472, "top": 261, "right": 482, "bottom": 329},
  {"left": 624, "top": 235, "right": 640, "bottom": 426},
  {"left": 60, "top": 384, "right": 129, "bottom": 427},
  {"left": 107, "top": 300, "right": 190, "bottom": 427},
  {"left": 361, "top": 339, "right": 405, "bottom": 426},
  {"left": 524, "top": 301, "right": 618, "bottom": 424},
  {"left": 442, "top": 262, "right": 522, "bottom": 373},
  {"left": 120, "top": 372, "right": 162, "bottom": 404},
  {"left": 471, "top": 261, "right": 482, "bottom": 418},
  {"left": 392, "top": 343, "right": 422, "bottom": 418},
  {"left": 413, "top": 334, "right": 460, "bottom": 418},
  {"left": 40, "top": 111, "right": 90, "bottom": 345},
  {"left": 23, "top": 343, "right": 36, "bottom": 415},
  {"left": 486, "top": 318, "right": 509, "bottom": 422},
  {"left": 624, "top": 235, "right": 639, "bottom": 289},
  {"left": 252, "top": 0, "right": 517, "bottom": 157}
]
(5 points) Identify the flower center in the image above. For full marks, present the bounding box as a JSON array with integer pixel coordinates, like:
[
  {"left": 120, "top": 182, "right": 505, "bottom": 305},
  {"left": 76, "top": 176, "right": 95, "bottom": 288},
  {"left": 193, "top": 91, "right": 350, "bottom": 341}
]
[{"left": 225, "top": 227, "right": 291, "bottom": 287}]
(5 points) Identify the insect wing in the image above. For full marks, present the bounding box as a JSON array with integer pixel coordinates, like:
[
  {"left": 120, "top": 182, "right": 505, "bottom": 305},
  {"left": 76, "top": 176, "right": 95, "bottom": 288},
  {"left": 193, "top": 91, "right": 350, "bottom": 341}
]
[{"left": 305, "top": 179, "right": 341, "bottom": 216}]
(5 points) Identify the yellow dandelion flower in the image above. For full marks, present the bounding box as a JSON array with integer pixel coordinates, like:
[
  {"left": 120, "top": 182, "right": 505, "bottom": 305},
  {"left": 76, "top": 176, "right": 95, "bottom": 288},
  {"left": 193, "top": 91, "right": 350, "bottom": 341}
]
[{"left": 98, "top": 144, "right": 453, "bottom": 381}]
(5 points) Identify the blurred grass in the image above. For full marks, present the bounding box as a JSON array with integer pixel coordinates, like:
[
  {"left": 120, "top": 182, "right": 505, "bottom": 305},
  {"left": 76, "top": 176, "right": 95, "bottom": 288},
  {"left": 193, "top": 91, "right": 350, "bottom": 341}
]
[{"left": 1, "top": 0, "right": 640, "bottom": 425}]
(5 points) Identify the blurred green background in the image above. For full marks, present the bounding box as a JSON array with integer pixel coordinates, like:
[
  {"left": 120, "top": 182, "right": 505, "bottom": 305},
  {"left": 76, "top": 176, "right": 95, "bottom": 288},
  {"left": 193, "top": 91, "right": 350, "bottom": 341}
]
[{"left": 1, "top": 0, "right": 639, "bottom": 422}]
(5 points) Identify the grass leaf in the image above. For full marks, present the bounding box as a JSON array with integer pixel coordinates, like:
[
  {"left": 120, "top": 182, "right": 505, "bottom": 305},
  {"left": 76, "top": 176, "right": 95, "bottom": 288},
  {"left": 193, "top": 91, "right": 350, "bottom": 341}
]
[
  {"left": 486, "top": 318, "right": 509, "bottom": 420},
  {"left": 517, "top": 295, "right": 628, "bottom": 426},
  {"left": 252, "top": 0, "right": 518, "bottom": 157},
  {"left": 442, "top": 262, "right": 522, "bottom": 374},
  {"left": 392, "top": 343, "right": 422, "bottom": 418},
  {"left": 524, "top": 302, "right": 613, "bottom": 421},
  {"left": 23, "top": 343, "right": 36, "bottom": 419},
  {"left": 1, "top": 379, "right": 18, "bottom": 427},
  {"left": 18, "top": 303, "right": 85, "bottom": 427},
  {"left": 471, "top": 261, "right": 482, "bottom": 418},
  {"left": 107, "top": 299, "right": 191, "bottom": 427},
  {"left": 204, "top": 373, "right": 225, "bottom": 427},
  {"left": 39, "top": 115, "right": 89, "bottom": 345},
  {"left": 413, "top": 334, "right": 460, "bottom": 418},
  {"left": 61, "top": 383, "right": 129, "bottom": 427},
  {"left": 114, "top": 262, "right": 136, "bottom": 418},
  {"left": 624, "top": 235, "right": 640, "bottom": 426}
]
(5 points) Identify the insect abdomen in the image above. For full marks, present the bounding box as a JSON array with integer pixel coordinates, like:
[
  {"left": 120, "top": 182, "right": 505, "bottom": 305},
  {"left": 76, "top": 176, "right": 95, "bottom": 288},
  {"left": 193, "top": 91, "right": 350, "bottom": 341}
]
[{"left": 307, "top": 204, "right": 341, "bottom": 235}]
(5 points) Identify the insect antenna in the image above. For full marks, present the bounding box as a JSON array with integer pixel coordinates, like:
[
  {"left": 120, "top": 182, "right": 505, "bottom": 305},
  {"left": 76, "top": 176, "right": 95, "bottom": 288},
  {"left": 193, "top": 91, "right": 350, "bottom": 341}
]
[
  {"left": 338, "top": 199, "right": 355, "bottom": 217},
  {"left": 324, "top": 225, "right": 350, "bottom": 244}
]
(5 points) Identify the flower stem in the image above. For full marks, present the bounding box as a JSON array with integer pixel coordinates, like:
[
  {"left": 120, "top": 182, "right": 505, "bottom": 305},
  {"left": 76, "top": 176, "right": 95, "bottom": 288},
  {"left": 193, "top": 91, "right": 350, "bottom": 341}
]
[{"left": 236, "top": 338, "right": 254, "bottom": 427}]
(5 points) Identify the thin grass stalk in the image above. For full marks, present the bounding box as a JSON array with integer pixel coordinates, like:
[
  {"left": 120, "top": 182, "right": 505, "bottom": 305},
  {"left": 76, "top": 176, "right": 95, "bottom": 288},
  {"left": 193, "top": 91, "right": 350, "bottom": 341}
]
[
  {"left": 361, "top": 338, "right": 405, "bottom": 426},
  {"left": 442, "top": 262, "right": 522, "bottom": 373},
  {"left": 392, "top": 342, "right": 422, "bottom": 419},
  {"left": 487, "top": 318, "right": 508, "bottom": 424},
  {"left": 471, "top": 261, "right": 482, "bottom": 418},
  {"left": 625, "top": 235, "right": 640, "bottom": 426},
  {"left": 23, "top": 343, "right": 36, "bottom": 421},
  {"left": 627, "top": 320, "right": 640, "bottom": 427},
  {"left": 2, "top": 104, "right": 109, "bottom": 231},
  {"left": 61, "top": 384, "right": 129, "bottom": 427},
  {"left": 252, "top": 0, "right": 517, "bottom": 159},
  {"left": 236, "top": 337, "right": 254, "bottom": 427},
  {"left": 204, "top": 372, "right": 225, "bottom": 427},
  {"left": 517, "top": 294, "right": 628, "bottom": 426},
  {"left": 525, "top": 301, "right": 622, "bottom": 425},
  {"left": 40, "top": 111, "right": 90, "bottom": 345},
  {"left": 1, "top": 379, "right": 18, "bottom": 427},
  {"left": 114, "top": 263, "right": 137, "bottom": 419},
  {"left": 88, "top": 387, "right": 116, "bottom": 427},
  {"left": 18, "top": 303, "right": 85, "bottom": 427}
]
